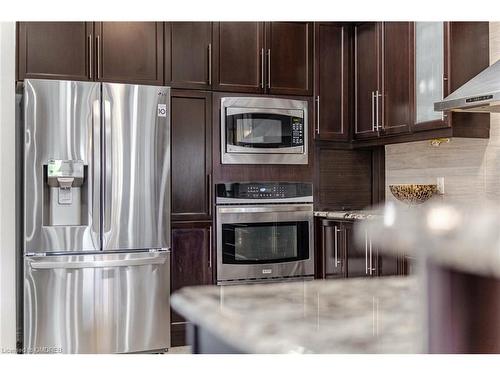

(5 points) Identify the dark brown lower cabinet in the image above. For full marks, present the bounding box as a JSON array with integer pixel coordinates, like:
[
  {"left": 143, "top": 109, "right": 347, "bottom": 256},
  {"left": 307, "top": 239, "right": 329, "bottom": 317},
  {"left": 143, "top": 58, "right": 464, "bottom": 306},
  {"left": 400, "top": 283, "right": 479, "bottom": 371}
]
[
  {"left": 321, "top": 220, "right": 346, "bottom": 278},
  {"left": 318, "top": 219, "right": 405, "bottom": 279},
  {"left": 171, "top": 221, "right": 214, "bottom": 346}
]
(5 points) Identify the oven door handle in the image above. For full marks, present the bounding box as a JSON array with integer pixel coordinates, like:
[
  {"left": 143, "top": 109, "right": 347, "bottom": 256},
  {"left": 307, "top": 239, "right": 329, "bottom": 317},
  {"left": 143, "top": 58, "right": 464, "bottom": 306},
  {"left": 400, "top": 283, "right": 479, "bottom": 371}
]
[{"left": 216, "top": 205, "right": 313, "bottom": 214}]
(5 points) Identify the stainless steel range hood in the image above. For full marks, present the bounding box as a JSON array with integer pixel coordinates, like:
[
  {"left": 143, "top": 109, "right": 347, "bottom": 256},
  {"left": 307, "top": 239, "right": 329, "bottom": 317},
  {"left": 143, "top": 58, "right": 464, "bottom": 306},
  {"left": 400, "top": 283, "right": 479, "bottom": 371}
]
[{"left": 434, "top": 59, "right": 500, "bottom": 113}]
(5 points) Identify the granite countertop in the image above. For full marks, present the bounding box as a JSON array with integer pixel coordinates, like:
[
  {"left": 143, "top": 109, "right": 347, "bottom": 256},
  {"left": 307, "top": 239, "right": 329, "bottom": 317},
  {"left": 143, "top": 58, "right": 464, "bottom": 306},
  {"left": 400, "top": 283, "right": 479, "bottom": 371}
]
[
  {"left": 171, "top": 276, "right": 423, "bottom": 354},
  {"left": 314, "top": 210, "right": 382, "bottom": 221}
]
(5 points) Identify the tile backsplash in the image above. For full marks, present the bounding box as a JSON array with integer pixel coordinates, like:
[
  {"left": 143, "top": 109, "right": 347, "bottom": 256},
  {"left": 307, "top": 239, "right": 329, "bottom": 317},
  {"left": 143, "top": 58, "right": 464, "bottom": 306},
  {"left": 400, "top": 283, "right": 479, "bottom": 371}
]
[{"left": 385, "top": 22, "right": 500, "bottom": 206}]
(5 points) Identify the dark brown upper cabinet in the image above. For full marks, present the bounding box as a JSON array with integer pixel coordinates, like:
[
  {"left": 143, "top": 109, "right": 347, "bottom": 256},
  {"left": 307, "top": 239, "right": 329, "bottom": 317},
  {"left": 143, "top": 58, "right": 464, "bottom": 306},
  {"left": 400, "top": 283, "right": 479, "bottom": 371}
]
[
  {"left": 354, "top": 22, "right": 379, "bottom": 139},
  {"left": 17, "top": 22, "right": 94, "bottom": 81},
  {"left": 171, "top": 90, "right": 212, "bottom": 222},
  {"left": 354, "top": 22, "right": 413, "bottom": 140},
  {"left": 353, "top": 22, "right": 489, "bottom": 147},
  {"left": 355, "top": 22, "right": 413, "bottom": 139},
  {"left": 165, "top": 22, "right": 212, "bottom": 90},
  {"left": 381, "top": 22, "right": 413, "bottom": 136},
  {"left": 266, "top": 22, "right": 314, "bottom": 96},
  {"left": 314, "top": 23, "right": 350, "bottom": 141},
  {"left": 412, "top": 22, "right": 490, "bottom": 138},
  {"left": 94, "top": 22, "right": 164, "bottom": 85},
  {"left": 212, "top": 22, "right": 265, "bottom": 93},
  {"left": 212, "top": 22, "right": 312, "bottom": 96}
]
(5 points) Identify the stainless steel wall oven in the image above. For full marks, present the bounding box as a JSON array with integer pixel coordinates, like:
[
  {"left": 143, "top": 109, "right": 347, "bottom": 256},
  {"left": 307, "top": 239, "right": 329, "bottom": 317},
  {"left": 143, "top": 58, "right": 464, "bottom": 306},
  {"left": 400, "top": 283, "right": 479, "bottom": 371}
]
[{"left": 216, "top": 182, "right": 314, "bottom": 284}]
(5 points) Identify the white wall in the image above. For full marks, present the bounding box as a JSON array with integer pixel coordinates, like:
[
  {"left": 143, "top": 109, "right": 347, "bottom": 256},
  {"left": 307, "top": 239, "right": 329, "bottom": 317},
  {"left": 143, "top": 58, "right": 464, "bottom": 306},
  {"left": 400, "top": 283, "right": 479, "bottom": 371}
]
[
  {"left": 0, "top": 22, "right": 17, "bottom": 352},
  {"left": 386, "top": 22, "right": 500, "bottom": 207}
]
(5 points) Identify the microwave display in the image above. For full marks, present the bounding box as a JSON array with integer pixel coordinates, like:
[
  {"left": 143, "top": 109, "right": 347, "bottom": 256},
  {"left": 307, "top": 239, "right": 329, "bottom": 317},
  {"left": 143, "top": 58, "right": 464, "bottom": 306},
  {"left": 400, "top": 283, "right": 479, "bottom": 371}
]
[{"left": 227, "top": 113, "right": 303, "bottom": 148}]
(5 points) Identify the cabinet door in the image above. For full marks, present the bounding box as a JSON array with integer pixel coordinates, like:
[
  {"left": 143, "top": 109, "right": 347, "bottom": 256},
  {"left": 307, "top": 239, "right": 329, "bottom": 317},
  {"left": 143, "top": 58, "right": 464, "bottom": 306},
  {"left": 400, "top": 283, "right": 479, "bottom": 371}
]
[
  {"left": 171, "top": 90, "right": 212, "bottom": 221},
  {"left": 95, "top": 22, "right": 163, "bottom": 85},
  {"left": 171, "top": 222, "right": 213, "bottom": 344},
  {"left": 322, "top": 220, "right": 346, "bottom": 278},
  {"left": 377, "top": 253, "right": 401, "bottom": 276},
  {"left": 380, "top": 22, "right": 413, "bottom": 136},
  {"left": 212, "top": 22, "right": 265, "bottom": 93},
  {"left": 354, "top": 23, "right": 380, "bottom": 139},
  {"left": 266, "top": 22, "right": 313, "bottom": 96},
  {"left": 17, "top": 22, "right": 93, "bottom": 81},
  {"left": 314, "top": 23, "right": 349, "bottom": 141},
  {"left": 413, "top": 22, "right": 449, "bottom": 132},
  {"left": 346, "top": 223, "right": 376, "bottom": 278},
  {"left": 165, "top": 22, "right": 212, "bottom": 89}
]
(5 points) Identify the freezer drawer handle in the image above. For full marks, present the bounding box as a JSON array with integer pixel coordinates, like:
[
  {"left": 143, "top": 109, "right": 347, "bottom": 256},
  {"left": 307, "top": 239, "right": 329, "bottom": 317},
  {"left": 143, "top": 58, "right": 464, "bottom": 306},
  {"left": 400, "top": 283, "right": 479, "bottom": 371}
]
[{"left": 29, "top": 255, "right": 168, "bottom": 269}]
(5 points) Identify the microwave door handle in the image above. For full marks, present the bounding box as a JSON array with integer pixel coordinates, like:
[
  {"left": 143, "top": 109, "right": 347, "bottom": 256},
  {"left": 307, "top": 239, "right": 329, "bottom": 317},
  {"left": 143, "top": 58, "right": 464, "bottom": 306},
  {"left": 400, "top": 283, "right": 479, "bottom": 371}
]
[{"left": 225, "top": 106, "right": 304, "bottom": 118}]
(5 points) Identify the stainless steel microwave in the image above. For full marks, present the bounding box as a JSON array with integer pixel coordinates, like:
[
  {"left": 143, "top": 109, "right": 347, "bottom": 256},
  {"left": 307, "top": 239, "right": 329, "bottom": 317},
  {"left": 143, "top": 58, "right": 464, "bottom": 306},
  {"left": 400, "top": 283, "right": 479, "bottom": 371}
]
[{"left": 220, "top": 97, "right": 308, "bottom": 165}]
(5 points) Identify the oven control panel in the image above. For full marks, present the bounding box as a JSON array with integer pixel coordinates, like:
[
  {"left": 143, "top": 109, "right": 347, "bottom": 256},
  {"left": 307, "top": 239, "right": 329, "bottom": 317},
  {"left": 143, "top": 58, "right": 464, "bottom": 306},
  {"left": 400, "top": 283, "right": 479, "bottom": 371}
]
[{"left": 216, "top": 182, "right": 313, "bottom": 201}]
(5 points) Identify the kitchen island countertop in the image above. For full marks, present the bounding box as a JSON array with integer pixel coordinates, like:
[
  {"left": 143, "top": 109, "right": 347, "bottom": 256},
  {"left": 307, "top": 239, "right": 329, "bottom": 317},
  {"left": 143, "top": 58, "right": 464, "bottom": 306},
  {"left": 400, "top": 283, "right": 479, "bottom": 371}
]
[
  {"left": 171, "top": 276, "right": 423, "bottom": 354},
  {"left": 314, "top": 210, "right": 382, "bottom": 221}
]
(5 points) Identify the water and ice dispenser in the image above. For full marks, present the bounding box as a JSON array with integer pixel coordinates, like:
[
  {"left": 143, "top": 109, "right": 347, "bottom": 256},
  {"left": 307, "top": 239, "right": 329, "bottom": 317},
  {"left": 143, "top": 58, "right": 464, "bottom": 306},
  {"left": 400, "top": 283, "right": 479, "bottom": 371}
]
[{"left": 45, "top": 159, "right": 86, "bottom": 226}]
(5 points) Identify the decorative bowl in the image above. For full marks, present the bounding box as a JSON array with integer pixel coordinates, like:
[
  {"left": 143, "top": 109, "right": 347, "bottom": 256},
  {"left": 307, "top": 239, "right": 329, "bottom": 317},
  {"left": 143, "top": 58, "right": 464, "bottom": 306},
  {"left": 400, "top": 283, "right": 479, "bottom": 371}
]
[{"left": 389, "top": 184, "right": 438, "bottom": 206}]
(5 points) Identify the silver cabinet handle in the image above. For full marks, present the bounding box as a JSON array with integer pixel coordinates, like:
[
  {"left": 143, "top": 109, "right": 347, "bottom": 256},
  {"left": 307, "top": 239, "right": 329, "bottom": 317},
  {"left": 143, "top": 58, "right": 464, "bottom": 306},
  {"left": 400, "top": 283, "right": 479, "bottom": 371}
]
[
  {"left": 260, "top": 48, "right": 265, "bottom": 89},
  {"left": 267, "top": 49, "right": 271, "bottom": 89},
  {"left": 208, "top": 43, "right": 212, "bottom": 85},
  {"left": 442, "top": 75, "right": 448, "bottom": 120},
  {"left": 365, "top": 229, "right": 369, "bottom": 275},
  {"left": 369, "top": 236, "right": 373, "bottom": 276},
  {"left": 88, "top": 34, "right": 93, "bottom": 79},
  {"left": 376, "top": 91, "right": 383, "bottom": 130},
  {"left": 207, "top": 173, "right": 212, "bottom": 217},
  {"left": 322, "top": 224, "right": 327, "bottom": 278},
  {"left": 368, "top": 235, "right": 376, "bottom": 275},
  {"left": 208, "top": 226, "right": 213, "bottom": 268},
  {"left": 316, "top": 96, "right": 320, "bottom": 135},
  {"left": 334, "top": 226, "right": 342, "bottom": 268},
  {"left": 334, "top": 225, "right": 338, "bottom": 268},
  {"left": 371, "top": 91, "right": 376, "bottom": 132},
  {"left": 375, "top": 90, "right": 380, "bottom": 131},
  {"left": 96, "top": 35, "right": 101, "bottom": 80}
]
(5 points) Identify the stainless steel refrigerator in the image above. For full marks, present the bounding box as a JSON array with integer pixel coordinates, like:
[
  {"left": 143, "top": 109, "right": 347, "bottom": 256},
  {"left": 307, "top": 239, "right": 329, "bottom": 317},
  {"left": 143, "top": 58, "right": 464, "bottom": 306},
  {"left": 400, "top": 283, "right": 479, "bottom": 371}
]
[{"left": 22, "top": 79, "right": 171, "bottom": 354}]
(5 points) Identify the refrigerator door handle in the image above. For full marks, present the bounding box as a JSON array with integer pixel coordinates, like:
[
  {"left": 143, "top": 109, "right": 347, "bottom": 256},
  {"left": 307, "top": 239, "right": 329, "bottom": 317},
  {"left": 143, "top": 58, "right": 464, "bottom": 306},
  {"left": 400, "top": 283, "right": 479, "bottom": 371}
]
[
  {"left": 103, "top": 99, "right": 112, "bottom": 234},
  {"left": 92, "top": 99, "right": 101, "bottom": 240},
  {"left": 29, "top": 253, "right": 168, "bottom": 269}
]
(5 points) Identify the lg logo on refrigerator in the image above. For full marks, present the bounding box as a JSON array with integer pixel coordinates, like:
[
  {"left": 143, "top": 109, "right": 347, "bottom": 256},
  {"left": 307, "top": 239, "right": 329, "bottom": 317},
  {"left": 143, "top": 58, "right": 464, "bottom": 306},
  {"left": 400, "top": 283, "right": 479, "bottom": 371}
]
[{"left": 157, "top": 104, "right": 167, "bottom": 118}]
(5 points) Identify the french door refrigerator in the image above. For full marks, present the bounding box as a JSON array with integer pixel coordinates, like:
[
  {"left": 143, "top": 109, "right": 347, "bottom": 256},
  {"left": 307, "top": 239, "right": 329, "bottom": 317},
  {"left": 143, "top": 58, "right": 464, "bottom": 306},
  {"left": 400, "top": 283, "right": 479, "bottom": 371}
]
[{"left": 22, "top": 79, "right": 171, "bottom": 353}]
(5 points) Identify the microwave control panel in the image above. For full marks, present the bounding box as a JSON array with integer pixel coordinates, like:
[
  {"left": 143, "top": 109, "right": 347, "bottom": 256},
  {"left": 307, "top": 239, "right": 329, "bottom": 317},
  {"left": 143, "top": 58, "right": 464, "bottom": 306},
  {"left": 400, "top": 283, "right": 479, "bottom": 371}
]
[{"left": 291, "top": 117, "right": 304, "bottom": 146}]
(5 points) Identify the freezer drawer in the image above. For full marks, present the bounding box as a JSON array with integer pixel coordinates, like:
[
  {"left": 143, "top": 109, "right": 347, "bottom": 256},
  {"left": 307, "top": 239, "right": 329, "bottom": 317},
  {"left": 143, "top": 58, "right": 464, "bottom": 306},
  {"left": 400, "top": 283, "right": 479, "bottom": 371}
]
[{"left": 24, "top": 251, "right": 170, "bottom": 354}]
